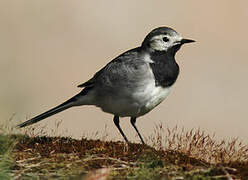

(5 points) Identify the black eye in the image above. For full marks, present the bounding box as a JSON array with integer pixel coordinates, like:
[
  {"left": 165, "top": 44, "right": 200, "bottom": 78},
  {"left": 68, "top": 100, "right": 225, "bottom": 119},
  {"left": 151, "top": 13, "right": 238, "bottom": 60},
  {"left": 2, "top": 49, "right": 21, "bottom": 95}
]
[{"left": 162, "top": 37, "right": 169, "bottom": 42}]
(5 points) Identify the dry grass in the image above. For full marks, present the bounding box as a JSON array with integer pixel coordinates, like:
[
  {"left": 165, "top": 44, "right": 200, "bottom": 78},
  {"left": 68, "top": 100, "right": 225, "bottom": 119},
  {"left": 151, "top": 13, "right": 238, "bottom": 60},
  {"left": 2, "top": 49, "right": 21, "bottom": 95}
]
[{"left": 148, "top": 124, "right": 248, "bottom": 164}]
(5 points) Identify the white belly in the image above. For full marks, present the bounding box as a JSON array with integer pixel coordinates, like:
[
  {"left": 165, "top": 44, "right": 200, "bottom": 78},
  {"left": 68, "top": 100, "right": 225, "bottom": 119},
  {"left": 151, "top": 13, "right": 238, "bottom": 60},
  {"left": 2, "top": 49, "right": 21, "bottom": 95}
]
[
  {"left": 98, "top": 83, "right": 173, "bottom": 117},
  {"left": 144, "top": 86, "right": 172, "bottom": 111},
  {"left": 133, "top": 84, "right": 173, "bottom": 116}
]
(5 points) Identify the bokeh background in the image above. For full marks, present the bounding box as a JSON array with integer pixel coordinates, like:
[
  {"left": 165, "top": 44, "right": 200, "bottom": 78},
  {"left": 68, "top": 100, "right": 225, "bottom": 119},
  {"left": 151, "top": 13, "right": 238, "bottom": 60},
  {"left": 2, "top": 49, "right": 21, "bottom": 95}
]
[{"left": 1, "top": 1, "right": 247, "bottom": 142}]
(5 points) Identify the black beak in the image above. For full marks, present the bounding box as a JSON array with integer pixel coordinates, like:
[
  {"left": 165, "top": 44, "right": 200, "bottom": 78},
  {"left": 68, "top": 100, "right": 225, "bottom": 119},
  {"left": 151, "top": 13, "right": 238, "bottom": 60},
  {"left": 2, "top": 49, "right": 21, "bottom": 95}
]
[{"left": 181, "top": 38, "right": 195, "bottom": 44}]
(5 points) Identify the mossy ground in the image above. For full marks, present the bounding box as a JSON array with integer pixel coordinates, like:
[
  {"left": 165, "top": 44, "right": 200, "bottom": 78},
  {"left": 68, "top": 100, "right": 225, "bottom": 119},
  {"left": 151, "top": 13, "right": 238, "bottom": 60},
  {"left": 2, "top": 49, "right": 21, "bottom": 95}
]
[
  {"left": 1, "top": 122, "right": 248, "bottom": 179},
  {"left": 2, "top": 134, "right": 246, "bottom": 179}
]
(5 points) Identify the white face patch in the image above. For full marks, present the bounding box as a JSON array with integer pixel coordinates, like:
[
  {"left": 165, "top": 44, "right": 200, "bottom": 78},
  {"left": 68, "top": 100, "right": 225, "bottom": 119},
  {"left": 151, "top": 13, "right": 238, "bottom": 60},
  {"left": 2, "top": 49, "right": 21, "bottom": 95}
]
[{"left": 150, "top": 34, "right": 183, "bottom": 51}]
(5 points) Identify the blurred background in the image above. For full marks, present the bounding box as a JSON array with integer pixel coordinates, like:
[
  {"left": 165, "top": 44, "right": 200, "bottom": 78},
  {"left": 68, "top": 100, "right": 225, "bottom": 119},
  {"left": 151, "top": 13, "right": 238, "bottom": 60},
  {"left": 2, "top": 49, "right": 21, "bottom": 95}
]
[{"left": 1, "top": 0, "right": 247, "bottom": 142}]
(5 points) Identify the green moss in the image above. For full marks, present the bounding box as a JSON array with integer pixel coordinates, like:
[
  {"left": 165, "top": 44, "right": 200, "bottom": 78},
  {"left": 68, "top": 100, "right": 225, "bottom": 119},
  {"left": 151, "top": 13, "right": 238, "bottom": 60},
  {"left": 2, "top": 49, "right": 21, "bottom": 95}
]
[{"left": 0, "top": 134, "right": 16, "bottom": 180}]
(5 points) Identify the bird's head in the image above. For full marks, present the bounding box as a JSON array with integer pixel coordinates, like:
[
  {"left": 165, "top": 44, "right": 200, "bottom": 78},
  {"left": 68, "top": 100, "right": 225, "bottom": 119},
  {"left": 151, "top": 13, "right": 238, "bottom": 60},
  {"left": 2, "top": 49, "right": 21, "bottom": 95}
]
[{"left": 141, "top": 27, "right": 195, "bottom": 55}]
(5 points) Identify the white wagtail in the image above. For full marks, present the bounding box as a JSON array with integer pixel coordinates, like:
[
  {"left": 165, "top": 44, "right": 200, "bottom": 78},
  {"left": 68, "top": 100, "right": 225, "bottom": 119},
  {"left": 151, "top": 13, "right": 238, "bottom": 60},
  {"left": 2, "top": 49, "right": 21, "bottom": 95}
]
[{"left": 17, "top": 27, "right": 195, "bottom": 144}]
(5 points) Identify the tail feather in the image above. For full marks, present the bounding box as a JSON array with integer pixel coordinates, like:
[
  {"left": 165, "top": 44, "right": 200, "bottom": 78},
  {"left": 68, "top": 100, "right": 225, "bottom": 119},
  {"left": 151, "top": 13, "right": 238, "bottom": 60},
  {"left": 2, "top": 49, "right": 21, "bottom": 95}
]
[
  {"left": 17, "top": 96, "right": 77, "bottom": 128},
  {"left": 17, "top": 87, "right": 94, "bottom": 128}
]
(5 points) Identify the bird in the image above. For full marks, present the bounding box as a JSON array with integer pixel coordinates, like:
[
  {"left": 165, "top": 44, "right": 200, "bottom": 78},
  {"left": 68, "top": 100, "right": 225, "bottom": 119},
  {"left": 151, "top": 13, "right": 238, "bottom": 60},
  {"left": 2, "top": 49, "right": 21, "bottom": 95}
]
[{"left": 17, "top": 27, "right": 195, "bottom": 145}]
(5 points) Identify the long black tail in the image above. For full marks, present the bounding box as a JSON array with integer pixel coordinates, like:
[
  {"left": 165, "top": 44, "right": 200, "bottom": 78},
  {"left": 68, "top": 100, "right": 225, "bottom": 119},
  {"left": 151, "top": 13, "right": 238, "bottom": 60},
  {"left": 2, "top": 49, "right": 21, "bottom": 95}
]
[{"left": 17, "top": 96, "right": 78, "bottom": 128}]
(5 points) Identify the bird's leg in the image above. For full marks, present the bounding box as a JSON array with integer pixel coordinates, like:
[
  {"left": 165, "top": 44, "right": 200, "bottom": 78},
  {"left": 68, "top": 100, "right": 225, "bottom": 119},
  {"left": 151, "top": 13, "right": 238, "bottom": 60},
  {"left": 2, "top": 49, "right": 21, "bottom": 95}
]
[
  {"left": 130, "top": 117, "right": 145, "bottom": 145},
  {"left": 113, "top": 115, "right": 129, "bottom": 143}
]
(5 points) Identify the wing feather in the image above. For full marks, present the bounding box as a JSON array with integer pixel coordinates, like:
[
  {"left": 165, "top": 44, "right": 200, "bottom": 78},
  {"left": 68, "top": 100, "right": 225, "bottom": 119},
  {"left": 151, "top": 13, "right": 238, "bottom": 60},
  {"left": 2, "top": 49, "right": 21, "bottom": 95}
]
[{"left": 77, "top": 47, "right": 143, "bottom": 88}]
